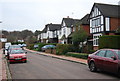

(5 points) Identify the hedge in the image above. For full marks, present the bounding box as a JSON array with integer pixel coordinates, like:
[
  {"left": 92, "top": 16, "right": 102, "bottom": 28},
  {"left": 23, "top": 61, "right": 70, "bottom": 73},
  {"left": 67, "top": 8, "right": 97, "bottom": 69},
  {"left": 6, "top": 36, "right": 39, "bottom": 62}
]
[
  {"left": 56, "top": 44, "right": 74, "bottom": 55},
  {"left": 99, "top": 35, "right": 120, "bottom": 49},
  {"left": 66, "top": 52, "right": 88, "bottom": 59}
]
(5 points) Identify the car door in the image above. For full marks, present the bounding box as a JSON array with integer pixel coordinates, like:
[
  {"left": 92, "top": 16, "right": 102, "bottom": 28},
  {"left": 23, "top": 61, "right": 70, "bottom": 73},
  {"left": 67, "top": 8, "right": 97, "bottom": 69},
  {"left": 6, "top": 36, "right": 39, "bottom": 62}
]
[
  {"left": 94, "top": 50, "right": 106, "bottom": 70},
  {"left": 103, "top": 50, "right": 118, "bottom": 73}
]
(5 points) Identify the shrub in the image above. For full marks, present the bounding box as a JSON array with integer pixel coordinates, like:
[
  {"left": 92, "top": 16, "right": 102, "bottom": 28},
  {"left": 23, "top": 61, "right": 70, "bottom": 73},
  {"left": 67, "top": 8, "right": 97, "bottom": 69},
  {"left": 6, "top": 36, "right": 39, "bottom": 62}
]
[
  {"left": 37, "top": 43, "right": 47, "bottom": 51},
  {"left": 27, "top": 44, "right": 34, "bottom": 50},
  {"left": 99, "top": 35, "right": 120, "bottom": 49},
  {"left": 66, "top": 52, "right": 88, "bottom": 59},
  {"left": 56, "top": 44, "right": 74, "bottom": 55},
  {"left": 11, "top": 42, "right": 25, "bottom": 45}
]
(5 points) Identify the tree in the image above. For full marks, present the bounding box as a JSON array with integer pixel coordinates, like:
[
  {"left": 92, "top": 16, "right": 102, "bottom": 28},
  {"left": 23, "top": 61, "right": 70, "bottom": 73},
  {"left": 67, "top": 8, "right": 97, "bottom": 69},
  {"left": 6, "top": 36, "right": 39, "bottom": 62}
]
[
  {"left": 34, "top": 30, "right": 41, "bottom": 37},
  {"left": 72, "top": 26, "right": 88, "bottom": 52},
  {"left": 25, "top": 36, "right": 37, "bottom": 44},
  {"left": 21, "top": 30, "right": 34, "bottom": 39}
]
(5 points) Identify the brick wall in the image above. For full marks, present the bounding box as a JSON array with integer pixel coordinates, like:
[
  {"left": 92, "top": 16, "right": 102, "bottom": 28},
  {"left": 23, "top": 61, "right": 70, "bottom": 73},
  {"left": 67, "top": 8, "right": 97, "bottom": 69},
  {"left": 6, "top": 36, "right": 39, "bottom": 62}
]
[
  {"left": 110, "top": 18, "right": 120, "bottom": 31},
  {"left": 82, "top": 25, "right": 90, "bottom": 35}
]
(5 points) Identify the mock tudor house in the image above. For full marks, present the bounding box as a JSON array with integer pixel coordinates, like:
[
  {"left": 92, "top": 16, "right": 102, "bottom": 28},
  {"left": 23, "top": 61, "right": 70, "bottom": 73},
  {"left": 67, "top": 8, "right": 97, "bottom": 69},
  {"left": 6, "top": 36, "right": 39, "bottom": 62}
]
[
  {"left": 58, "top": 17, "right": 80, "bottom": 44},
  {"left": 90, "top": 3, "right": 120, "bottom": 50},
  {"left": 46, "top": 23, "right": 61, "bottom": 43},
  {"left": 41, "top": 26, "right": 47, "bottom": 43}
]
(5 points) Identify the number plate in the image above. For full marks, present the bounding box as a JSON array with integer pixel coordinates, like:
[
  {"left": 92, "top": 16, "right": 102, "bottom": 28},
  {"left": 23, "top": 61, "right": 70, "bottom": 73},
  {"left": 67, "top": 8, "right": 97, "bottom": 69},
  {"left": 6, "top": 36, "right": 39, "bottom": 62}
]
[{"left": 15, "top": 58, "right": 22, "bottom": 60}]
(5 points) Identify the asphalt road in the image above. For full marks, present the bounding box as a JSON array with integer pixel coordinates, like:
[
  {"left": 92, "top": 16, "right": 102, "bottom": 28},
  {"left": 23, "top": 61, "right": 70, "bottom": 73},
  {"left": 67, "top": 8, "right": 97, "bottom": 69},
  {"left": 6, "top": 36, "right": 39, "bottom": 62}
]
[{"left": 9, "top": 50, "right": 119, "bottom": 79}]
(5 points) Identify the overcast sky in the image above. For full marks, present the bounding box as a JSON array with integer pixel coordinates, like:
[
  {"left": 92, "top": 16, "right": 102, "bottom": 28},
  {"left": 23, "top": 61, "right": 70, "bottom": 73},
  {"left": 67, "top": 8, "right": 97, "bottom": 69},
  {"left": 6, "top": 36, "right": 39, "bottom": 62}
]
[{"left": 0, "top": 0, "right": 119, "bottom": 32}]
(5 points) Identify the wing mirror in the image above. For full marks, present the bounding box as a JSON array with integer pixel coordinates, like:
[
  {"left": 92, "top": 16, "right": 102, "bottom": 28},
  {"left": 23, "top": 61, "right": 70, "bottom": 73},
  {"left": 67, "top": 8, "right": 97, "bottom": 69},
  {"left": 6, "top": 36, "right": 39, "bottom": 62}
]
[
  {"left": 25, "top": 52, "right": 27, "bottom": 54},
  {"left": 111, "top": 56, "right": 116, "bottom": 60}
]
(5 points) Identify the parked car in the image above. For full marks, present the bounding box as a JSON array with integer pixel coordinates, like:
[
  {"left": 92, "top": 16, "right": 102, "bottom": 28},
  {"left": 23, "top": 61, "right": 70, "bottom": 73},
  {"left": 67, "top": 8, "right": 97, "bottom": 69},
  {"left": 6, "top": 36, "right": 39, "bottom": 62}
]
[
  {"left": 34, "top": 44, "right": 39, "bottom": 49},
  {"left": 22, "top": 44, "right": 27, "bottom": 47},
  {"left": 6, "top": 45, "right": 23, "bottom": 56},
  {"left": 8, "top": 48, "right": 27, "bottom": 63},
  {"left": 41, "top": 45, "right": 56, "bottom": 51},
  {"left": 87, "top": 49, "right": 120, "bottom": 76}
]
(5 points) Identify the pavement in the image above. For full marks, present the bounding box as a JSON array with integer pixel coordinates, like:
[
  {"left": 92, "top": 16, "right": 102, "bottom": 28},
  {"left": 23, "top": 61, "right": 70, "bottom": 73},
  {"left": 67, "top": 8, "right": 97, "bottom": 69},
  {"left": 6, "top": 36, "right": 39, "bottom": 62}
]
[
  {"left": 0, "top": 49, "right": 7, "bottom": 81},
  {"left": 24, "top": 48, "right": 87, "bottom": 65}
]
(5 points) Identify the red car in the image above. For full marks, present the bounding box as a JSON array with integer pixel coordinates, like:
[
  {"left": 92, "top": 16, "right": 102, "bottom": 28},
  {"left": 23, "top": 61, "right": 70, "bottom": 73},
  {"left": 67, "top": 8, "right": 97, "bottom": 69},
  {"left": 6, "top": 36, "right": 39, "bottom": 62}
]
[
  {"left": 8, "top": 49, "right": 27, "bottom": 63},
  {"left": 87, "top": 49, "right": 120, "bottom": 75}
]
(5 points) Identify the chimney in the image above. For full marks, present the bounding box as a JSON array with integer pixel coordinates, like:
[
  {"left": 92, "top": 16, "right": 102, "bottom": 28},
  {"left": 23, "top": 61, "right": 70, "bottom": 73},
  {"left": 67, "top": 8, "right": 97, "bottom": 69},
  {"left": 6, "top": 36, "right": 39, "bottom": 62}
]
[{"left": 67, "top": 16, "right": 69, "bottom": 18}]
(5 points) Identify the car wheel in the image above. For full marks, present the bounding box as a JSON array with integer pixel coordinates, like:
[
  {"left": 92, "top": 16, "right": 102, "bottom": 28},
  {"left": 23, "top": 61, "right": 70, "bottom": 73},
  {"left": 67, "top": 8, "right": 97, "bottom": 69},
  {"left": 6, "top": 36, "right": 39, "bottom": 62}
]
[
  {"left": 118, "top": 69, "right": 120, "bottom": 78},
  {"left": 89, "top": 62, "right": 97, "bottom": 72},
  {"left": 23, "top": 60, "right": 27, "bottom": 63}
]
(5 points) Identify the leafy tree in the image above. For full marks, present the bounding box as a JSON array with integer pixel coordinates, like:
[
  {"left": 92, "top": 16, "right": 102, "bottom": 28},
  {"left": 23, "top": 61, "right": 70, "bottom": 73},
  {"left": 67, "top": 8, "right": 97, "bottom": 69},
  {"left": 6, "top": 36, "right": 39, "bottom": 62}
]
[
  {"left": 25, "top": 36, "right": 37, "bottom": 44},
  {"left": 72, "top": 26, "right": 88, "bottom": 52},
  {"left": 34, "top": 30, "right": 41, "bottom": 37},
  {"left": 21, "top": 30, "right": 34, "bottom": 39}
]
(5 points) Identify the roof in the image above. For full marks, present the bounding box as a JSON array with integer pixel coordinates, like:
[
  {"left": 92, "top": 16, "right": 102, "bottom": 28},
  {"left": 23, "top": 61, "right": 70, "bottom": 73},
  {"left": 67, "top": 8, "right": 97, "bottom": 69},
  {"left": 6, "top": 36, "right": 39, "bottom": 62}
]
[
  {"left": 62, "top": 18, "right": 80, "bottom": 27},
  {"left": 93, "top": 3, "right": 120, "bottom": 18},
  {"left": 79, "top": 14, "right": 90, "bottom": 25},
  {"left": 42, "top": 26, "right": 47, "bottom": 33},
  {"left": 47, "top": 24, "right": 61, "bottom": 31},
  {"left": 62, "top": 18, "right": 74, "bottom": 27}
]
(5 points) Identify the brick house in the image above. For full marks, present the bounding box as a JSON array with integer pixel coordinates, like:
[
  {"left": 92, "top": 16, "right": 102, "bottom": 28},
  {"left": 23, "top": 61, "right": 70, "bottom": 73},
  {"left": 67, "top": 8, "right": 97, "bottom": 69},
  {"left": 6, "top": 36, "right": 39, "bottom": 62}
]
[{"left": 89, "top": 3, "right": 120, "bottom": 50}]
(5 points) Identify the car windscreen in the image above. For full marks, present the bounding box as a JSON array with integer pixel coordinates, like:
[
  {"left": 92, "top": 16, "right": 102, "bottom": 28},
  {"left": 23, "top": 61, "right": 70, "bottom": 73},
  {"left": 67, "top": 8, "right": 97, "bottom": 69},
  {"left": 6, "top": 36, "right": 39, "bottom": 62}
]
[
  {"left": 10, "top": 49, "right": 25, "bottom": 54},
  {"left": 114, "top": 50, "right": 120, "bottom": 59},
  {"left": 9, "top": 45, "right": 21, "bottom": 49}
]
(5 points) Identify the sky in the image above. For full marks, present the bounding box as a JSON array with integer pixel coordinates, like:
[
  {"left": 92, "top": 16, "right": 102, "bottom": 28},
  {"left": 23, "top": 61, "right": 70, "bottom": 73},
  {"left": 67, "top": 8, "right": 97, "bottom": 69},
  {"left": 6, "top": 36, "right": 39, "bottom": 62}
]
[{"left": 0, "top": 0, "right": 119, "bottom": 32}]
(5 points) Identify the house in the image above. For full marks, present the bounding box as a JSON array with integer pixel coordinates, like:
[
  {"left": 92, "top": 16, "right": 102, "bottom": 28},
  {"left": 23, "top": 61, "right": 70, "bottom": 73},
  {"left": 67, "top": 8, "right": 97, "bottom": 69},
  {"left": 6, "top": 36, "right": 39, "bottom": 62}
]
[
  {"left": 89, "top": 3, "right": 120, "bottom": 50},
  {"left": 46, "top": 23, "right": 61, "bottom": 43},
  {"left": 40, "top": 26, "right": 47, "bottom": 43},
  {"left": 0, "top": 33, "right": 7, "bottom": 49},
  {"left": 58, "top": 17, "right": 80, "bottom": 44},
  {"left": 40, "top": 23, "right": 61, "bottom": 43}
]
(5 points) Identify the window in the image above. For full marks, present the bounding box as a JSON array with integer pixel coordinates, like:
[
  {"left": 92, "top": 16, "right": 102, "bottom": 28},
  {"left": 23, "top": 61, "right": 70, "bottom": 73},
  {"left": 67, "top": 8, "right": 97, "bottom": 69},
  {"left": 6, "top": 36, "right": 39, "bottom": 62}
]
[
  {"left": 105, "top": 50, "right": 115, "bottom": 58},
  {"left": 114, "top": 50, "right": 120, "bottom": 59},
  {"left": 96, "top": 50, "right": 106, "bottom": 57}
]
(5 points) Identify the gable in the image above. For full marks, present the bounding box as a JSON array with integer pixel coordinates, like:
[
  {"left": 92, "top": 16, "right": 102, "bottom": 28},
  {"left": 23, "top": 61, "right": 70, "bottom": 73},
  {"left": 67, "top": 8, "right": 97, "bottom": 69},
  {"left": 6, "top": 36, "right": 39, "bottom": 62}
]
[{"left": 90, "top": 3, "right": 120, "bottom": 18}]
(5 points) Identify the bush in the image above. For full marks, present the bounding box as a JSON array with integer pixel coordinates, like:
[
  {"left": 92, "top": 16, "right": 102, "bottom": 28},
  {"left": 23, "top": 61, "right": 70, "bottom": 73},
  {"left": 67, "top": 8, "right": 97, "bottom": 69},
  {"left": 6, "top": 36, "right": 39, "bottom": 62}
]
[
  {"left": 27, "top": 44, "right": 34, "bottom": 50},
  {"left": 56, "top": 44, "right": 74, "bottom": 55},
  {"left": 99, "top": 35, "right": 120, "bottom": 49},
  {"left": 11, "top": 42, "right": 25, "bottom": 45},
  {"left": 66, "top": 52, "right": 88, "bottom": 59},
  {"left": 37, "top": 43, "right": 47, "bottom": 51}
]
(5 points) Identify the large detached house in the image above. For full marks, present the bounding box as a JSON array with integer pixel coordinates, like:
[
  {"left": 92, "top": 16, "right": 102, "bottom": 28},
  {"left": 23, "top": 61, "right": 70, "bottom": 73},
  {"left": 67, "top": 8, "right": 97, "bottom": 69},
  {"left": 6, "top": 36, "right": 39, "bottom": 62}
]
[
  {"left": 58, "top": 17, "right": 80, "bottom": 44},
  {"left": 41, "top": 23, "right": 61, "bottom": 43},
  {"left": 41, "top": 26, "right": 47, "bottom": 43},
  {"left": 46, "top": 23, "right": 61, "bottom": 43},
  {"left": 89, "top": 3, "right": 120, "bottom": 50}
]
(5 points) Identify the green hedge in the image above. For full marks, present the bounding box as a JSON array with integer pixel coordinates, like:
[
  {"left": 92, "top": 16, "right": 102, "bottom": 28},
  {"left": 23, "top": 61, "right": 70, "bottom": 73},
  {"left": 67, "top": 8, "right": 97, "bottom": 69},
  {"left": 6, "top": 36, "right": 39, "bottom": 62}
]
[
  {"left": 99, "top": 35, "right": 120, "bottom": 49},
  {"left": 66, "top": 52, "right": 88, "bottom": 59},
  {"left": 11, "top": 42, "right": 25, "bottom": 45},
  {"left": 56, "top": 44, "right": 74, "bottom": 55},
  {"left": 27, "top": 44, "right": 34, "bottom": 50}
]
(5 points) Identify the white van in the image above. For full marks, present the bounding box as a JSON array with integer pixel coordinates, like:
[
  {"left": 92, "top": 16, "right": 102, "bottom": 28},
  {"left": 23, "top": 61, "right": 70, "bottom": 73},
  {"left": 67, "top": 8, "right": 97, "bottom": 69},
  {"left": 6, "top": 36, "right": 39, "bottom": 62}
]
[{"left": 4, "top": 42, "right": 11, "bottom": 55}]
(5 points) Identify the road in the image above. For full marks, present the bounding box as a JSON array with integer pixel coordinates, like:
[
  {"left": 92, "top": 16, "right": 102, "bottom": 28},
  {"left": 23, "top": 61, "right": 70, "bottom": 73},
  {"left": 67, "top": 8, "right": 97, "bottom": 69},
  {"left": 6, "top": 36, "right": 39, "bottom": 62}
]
[{"left": 9, "top": 50, "right": 119, "bottom": 79}]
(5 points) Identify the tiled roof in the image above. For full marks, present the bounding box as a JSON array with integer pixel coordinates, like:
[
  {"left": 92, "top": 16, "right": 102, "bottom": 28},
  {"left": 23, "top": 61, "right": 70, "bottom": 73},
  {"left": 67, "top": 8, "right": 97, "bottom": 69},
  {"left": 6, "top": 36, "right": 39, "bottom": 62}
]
[
  {"left": 94, "top": 3, "right": 120, "bottom": 18},
  {"left": 79, "top": 14, "right": 90, "bottom": 25},
  {"left": 42, "top": 26, "right": 47, "bottom": 33},
  {"left": 62, "top": 18, "right": 80, "bottom": 27},
  {"left": 47, "top": 24, "right": 61, "bottom": 31}
]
